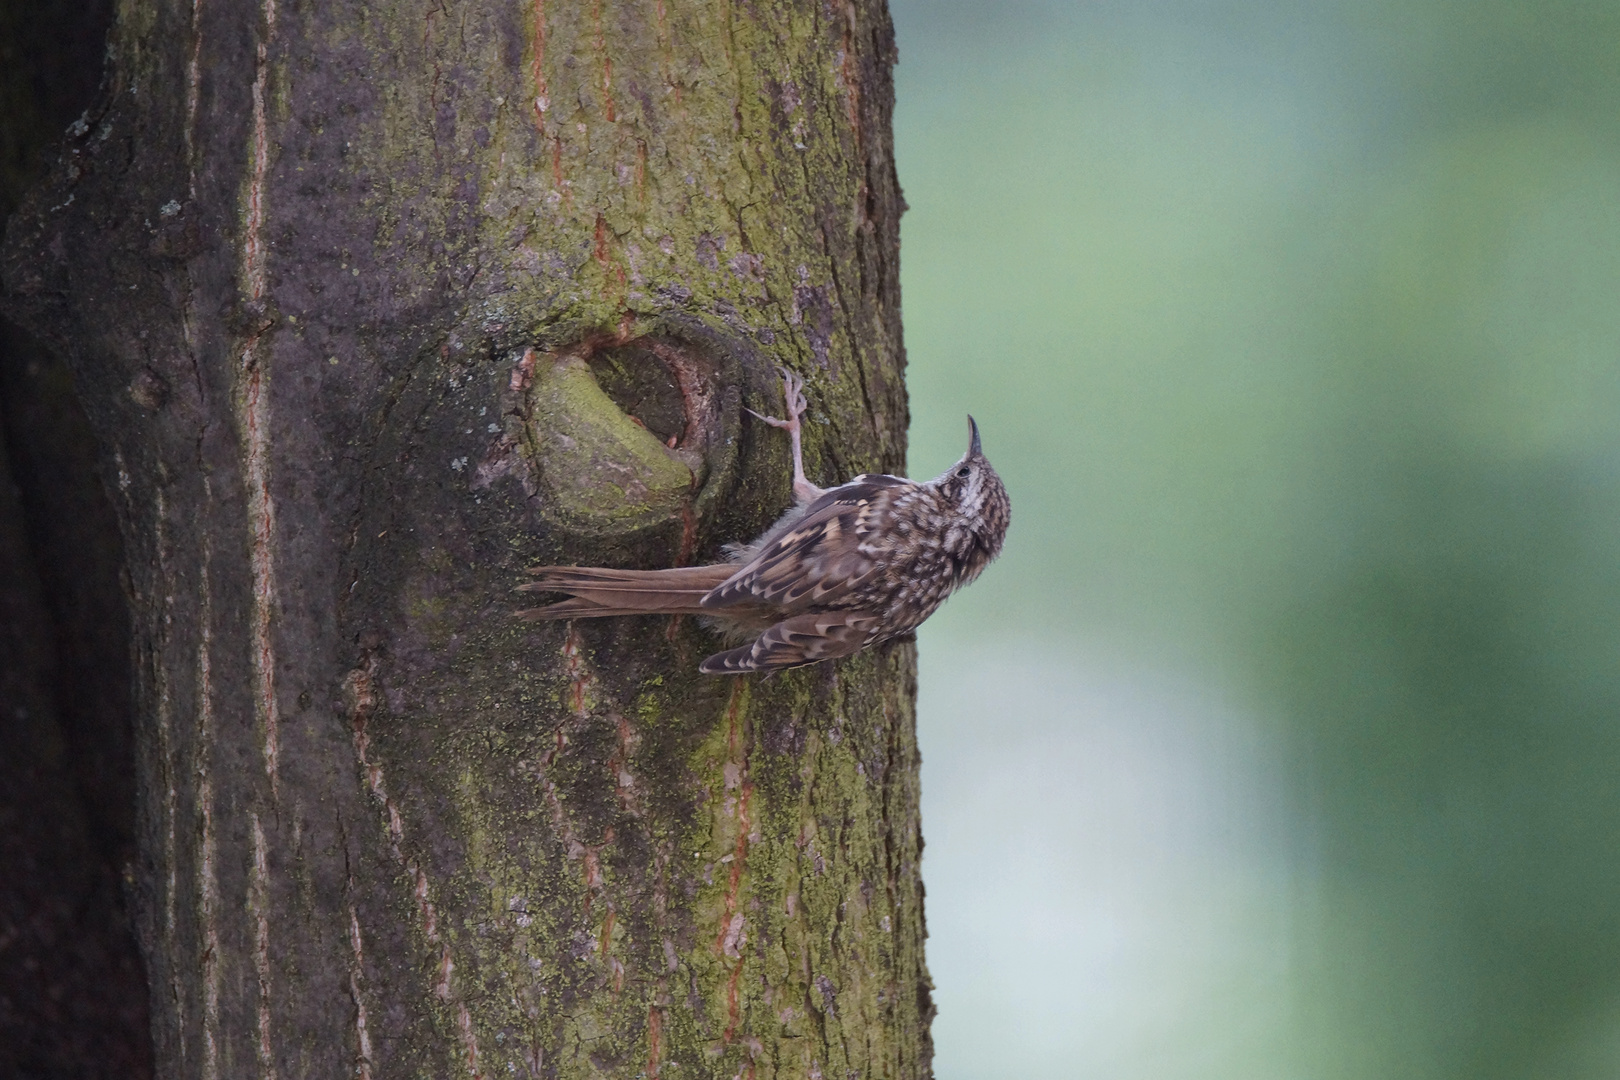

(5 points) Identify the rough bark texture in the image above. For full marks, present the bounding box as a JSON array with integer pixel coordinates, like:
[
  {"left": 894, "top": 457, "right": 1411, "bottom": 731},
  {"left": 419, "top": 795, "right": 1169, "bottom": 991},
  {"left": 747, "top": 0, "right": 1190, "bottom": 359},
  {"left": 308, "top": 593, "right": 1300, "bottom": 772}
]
[{"left": 2, "top": 0, "right": 928, "bottom": 1076}]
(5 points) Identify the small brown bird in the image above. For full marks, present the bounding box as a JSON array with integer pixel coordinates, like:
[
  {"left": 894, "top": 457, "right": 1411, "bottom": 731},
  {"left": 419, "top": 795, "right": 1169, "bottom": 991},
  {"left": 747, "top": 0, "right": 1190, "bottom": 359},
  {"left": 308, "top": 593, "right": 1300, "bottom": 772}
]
[{"left": 518, "top": 371, "right": 1011, "bottom": 674}]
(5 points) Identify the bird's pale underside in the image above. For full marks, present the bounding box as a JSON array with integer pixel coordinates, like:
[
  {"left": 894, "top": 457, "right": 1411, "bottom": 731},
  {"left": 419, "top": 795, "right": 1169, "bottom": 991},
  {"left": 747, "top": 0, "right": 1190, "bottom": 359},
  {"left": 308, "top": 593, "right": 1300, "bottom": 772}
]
[{"left": 518, "top": 371, "right": 1011, "bottom": 674}]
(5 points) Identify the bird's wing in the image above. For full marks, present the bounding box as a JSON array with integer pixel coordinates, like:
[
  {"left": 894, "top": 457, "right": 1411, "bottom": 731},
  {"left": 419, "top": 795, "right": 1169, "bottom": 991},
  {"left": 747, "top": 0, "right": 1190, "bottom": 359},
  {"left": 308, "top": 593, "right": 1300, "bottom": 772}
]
[
  {"left": 700, "top": 476, "right": 910, "bottom": 613},
  {"left": 698, "top": 611, "right": 882, "bottom": 673}
]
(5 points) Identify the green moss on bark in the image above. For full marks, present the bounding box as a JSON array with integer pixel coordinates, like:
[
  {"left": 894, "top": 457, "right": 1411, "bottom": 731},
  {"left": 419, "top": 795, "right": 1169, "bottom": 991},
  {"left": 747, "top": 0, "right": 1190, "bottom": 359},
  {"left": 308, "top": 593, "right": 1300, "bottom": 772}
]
[{"left": 525, "top": 354, "right": 694, "bottom": 530}]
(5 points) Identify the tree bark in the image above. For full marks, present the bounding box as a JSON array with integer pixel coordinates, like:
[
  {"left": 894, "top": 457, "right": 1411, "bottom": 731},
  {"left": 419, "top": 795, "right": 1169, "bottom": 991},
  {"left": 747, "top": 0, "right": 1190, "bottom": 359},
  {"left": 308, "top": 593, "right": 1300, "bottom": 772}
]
[{"left": 2, "top": 0, "right": 929, "bottom": 1076}]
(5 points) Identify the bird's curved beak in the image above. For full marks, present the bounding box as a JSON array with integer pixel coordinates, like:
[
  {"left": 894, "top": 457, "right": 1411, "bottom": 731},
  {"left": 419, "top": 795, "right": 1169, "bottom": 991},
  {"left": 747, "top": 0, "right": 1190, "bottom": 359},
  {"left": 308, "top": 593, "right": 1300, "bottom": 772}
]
[{"left": 967, "top": 415, "right": 981, "bottom": 457}]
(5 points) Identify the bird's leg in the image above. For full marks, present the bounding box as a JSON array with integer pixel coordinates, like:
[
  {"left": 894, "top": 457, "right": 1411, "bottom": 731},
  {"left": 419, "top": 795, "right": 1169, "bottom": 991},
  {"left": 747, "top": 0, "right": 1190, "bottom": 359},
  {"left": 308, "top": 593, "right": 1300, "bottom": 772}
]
[{"left": 747, "top": 369, "right": 825, "bottom": 504}]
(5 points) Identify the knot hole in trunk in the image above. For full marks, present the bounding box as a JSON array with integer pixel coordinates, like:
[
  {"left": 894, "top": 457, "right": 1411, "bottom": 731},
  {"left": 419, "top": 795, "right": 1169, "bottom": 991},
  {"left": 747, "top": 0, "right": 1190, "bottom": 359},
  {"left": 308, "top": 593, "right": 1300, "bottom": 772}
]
[{"left": 511, "top": 333, "right": 741, "bottom": 544}]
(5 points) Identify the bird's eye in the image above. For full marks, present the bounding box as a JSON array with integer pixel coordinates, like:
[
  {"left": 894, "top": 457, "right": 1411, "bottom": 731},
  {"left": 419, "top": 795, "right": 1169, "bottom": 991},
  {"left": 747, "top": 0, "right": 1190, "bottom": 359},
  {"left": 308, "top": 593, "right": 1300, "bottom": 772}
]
[{"left": 956, "top": 467, "right": 971, "bottom": 478}]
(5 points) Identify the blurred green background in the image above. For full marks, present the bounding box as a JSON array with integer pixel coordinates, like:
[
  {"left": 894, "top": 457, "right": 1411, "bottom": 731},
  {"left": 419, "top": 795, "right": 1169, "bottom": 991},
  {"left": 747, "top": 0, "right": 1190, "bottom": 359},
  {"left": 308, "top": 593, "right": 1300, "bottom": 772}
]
[{"left": 888, "top": 1, "right": 1620, "bottom": 1077}]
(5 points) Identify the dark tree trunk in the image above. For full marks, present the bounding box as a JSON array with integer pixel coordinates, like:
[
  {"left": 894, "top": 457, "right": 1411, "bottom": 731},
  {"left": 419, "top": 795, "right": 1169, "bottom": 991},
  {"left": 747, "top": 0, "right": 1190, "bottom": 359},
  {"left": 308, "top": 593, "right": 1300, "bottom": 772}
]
[
  {"left": 1, "top": 0, "right": 151, "bottom": 1071},
  {"left": 2, "top": 0, "right": 930, "bottom": 1076}
]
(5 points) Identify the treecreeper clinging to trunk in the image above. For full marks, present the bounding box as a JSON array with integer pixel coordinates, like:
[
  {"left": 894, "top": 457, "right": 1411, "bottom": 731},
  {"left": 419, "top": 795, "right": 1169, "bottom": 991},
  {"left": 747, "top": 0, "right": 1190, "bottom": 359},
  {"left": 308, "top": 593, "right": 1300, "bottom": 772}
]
[{"left": 518, "top": 370, "right": 1012, "bottom": 673}]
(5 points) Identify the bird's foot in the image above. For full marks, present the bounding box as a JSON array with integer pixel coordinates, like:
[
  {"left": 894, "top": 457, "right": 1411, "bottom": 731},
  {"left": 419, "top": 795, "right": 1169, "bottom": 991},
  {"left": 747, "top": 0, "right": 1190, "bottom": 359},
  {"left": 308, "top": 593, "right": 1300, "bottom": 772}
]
[
  {"left": 746, "top": 369, "right": 822, "bottom": 504},
  {"left": 745, "top": 368, "right": 808, "bottom": 434}
]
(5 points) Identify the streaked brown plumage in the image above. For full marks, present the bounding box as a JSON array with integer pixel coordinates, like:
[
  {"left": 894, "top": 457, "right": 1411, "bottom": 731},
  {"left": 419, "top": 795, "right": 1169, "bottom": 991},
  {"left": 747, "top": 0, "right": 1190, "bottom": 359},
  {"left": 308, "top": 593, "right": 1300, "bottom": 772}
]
[{"left": 517, "top": 371, "right": 1011, "bottom": 674}]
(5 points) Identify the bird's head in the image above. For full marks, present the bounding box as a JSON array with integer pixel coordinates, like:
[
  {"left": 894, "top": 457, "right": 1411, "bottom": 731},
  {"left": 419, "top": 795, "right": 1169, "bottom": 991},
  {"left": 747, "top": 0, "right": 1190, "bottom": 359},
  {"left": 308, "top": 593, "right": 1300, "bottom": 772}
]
[{"left": 932, "top": 416, "right": 1011, "bottom": 564}]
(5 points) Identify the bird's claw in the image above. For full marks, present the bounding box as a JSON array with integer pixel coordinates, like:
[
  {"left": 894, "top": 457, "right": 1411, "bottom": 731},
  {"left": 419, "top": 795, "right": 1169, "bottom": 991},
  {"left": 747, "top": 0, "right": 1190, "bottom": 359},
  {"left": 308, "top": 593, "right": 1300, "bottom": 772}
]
[
  {"left": 744, "top": 406, "right": 791, "bottom": 431},
  {"left": 778, "top": 368, "right": 808, "bottom": 419},
  {"left": 747, "top": 369, "right": 809, "bottom": 433}
]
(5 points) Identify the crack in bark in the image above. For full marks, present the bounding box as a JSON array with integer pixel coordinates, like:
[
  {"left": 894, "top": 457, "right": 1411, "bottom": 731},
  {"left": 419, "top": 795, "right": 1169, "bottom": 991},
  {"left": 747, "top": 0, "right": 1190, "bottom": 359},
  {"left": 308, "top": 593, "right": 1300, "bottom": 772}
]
[
  {"left": 347, "top": 903, "right": 374, "bottom": 1080},
  {"left": 195, "top": 538, "right": 220, "bottom": 1080},
  {"left": 250, "top": 813, "right": 276, "bottom": 1079},
  {"left": 345, "top": 657, "right": 484, "bottom": 1076},
  {"left": 184, "top": 0, "right": 203, "bottom": 192},
  {"left": 238, "top": 351, "right": 281, "bottom": 799},
  {"left": 150, "top": 484, "right": 186, "bottom": 1058},
  {"left": 243, "top": 0, "right": 276, "bottom": 304},
  {"left": 237, "top": 0, "right": 282, "bottom": 802},
  {"left": 530, "top": 0, "right": 550, "bottom": 126},
  {"left": 715, "top": 680, "right": 754, "bottom": 1044}
]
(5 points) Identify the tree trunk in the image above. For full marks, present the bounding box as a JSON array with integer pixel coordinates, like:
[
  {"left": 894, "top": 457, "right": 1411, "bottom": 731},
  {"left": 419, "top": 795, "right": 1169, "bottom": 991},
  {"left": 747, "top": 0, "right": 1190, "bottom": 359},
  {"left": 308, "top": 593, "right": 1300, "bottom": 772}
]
[
  {"left": 2, "top": 0, "right": 929, "bottom": 1076},
  {"left": 1, "top": 0, "right": 151, "bottom": 1071}
]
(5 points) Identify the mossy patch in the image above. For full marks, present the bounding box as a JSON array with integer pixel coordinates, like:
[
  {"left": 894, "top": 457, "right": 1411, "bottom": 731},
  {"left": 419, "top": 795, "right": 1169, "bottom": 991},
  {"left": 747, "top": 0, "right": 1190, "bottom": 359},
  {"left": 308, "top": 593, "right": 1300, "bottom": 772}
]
[{"left": 526, "top": 354, "right": 694, "bottom": 532}]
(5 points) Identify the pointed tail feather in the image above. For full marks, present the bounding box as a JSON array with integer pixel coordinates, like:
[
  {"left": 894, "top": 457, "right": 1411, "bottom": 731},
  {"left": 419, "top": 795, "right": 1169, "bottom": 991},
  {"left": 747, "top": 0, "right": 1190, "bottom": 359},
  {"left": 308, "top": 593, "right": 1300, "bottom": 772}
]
[
  {"left": 516, "top": 596, "right": 649, "bottom": 620},
  {"left": 517, "top": 564, "right": 733, "bottom": 619}
]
